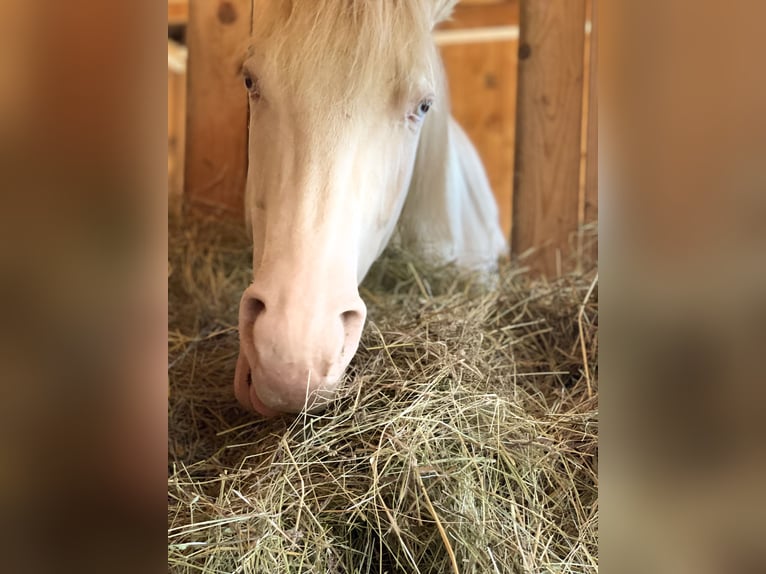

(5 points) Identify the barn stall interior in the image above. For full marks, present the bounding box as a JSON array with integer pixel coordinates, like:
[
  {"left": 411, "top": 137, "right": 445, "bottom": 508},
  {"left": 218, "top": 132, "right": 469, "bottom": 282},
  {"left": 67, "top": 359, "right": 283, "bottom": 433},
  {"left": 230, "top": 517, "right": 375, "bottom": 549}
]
[{"left": 169, "top": 1, "right": 598, "bottom": 572}]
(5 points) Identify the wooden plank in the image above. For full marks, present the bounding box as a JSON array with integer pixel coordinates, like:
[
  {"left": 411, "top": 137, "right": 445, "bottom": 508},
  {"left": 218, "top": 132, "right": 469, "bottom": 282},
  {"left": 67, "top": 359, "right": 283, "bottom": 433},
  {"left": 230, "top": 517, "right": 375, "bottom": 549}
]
[
  {"left": 168, "top": 0, "right": 189, "bottom": 26},
  {"left": 168, "top": 40, "right": 187, "bottom": 198},
  {"left": 584, "top": 0, "right": 598, "bottom": 226},
  {"left": 438, "top": 0, "right": 519, "bottom": 241},
  {"left": 184, "top": 0, "right": 251, "bottom": 215},
  {"left": 512, "top": 0, "right": 587, "bottom": 276},
  {"left": 434, "top": 26, "right": 518, "bottom": 46},
  {"left": 575, "top": 0, "right": 596, "bottom": 267}
]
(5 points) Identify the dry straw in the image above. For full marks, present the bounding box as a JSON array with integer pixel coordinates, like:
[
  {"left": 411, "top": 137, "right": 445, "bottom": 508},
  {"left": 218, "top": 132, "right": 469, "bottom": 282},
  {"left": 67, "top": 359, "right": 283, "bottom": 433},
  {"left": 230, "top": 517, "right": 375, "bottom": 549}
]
[{"left": 168, "top": 212, "right": 598, "bottom": 574}]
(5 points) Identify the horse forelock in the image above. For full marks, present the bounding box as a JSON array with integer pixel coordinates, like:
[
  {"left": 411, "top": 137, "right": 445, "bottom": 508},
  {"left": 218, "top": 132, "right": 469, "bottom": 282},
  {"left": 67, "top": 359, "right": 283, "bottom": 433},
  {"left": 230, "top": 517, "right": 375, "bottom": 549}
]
[{"left": 248, "top": 0, "right": 450, "bottom": 111}]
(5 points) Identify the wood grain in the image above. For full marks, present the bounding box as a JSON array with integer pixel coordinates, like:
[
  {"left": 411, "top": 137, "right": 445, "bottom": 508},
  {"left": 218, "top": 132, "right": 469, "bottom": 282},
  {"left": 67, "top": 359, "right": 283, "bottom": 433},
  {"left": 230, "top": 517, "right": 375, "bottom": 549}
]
[
  {"left": 584, "top": 0, "right": 598, "bottom": 226},
  {"left": 512, "top": 0, "right": 587, "bottom": 276},
  {"left": 576, "top": 0, "right": 597, "bottom": 266},
  {"left": 438, "top": 0, "right": 520, "bottom": 241},
  {"left": 184, "top": 0, "right": 251, "bottom": 215}
]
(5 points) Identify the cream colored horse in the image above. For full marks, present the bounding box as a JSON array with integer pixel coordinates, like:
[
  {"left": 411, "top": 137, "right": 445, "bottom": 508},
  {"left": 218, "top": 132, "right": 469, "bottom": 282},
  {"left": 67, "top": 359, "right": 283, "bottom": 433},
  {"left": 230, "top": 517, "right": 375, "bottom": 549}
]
[{"left": 235, "top": 0, "right": 506, "bottom": 416}]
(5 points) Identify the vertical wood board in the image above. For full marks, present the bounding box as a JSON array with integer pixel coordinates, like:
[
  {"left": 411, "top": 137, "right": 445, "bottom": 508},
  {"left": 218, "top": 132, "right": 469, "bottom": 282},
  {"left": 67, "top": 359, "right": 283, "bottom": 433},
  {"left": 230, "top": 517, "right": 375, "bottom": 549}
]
[
  {"left": 184, "top": 0, "right": 251, "bottom": 215},
  {"left": 512, "top": 0, "right": 587, "bottom": 275},
  {"left": 168, "top": 40, "right": 187, "bottom": 198},
  {"left": 168, "top": 0, "right": 189, "bottom": 26},
  {"left": 584, "top": 0, "right": 598, "bottom": 226}
]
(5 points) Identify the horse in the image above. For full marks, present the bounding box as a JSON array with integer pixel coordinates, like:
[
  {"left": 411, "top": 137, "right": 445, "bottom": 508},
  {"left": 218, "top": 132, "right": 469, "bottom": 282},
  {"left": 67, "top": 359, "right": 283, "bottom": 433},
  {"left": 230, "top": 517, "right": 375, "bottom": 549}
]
[{"left": 234, "top": 0, "right": 506, "bottom": 416}]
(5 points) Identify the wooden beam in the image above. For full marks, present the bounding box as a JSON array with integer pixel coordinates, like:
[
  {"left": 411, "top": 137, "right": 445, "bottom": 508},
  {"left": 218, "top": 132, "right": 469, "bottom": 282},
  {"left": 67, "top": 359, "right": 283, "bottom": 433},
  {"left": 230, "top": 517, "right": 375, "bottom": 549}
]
[
  {"left": 168, "top": 0, "right": 189, "bottom": 26},
  {"left": 184, "top": 0, "right": 251, "bottom": 216},
  {"left": 575, "top": 0, "right": 597, "bottom": 268},
  {"left": 584, "top": 0, "right": 598, "bottom": 227},
  {"left": 512, "top": 0, "right": 587, "bottom": 276},
  {"left": 434, "top": 26, "right": 518, "bottom": 46},
  {"left": 578, "top": 0, "right": 598, "bottom": 267}
]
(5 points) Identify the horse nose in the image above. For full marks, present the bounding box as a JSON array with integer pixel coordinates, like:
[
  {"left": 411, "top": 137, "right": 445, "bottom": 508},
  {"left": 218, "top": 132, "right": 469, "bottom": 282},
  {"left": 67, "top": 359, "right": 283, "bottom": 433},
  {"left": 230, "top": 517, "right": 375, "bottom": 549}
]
[{"left": 234, "top": 284, "right": 366, "bottom": 415}]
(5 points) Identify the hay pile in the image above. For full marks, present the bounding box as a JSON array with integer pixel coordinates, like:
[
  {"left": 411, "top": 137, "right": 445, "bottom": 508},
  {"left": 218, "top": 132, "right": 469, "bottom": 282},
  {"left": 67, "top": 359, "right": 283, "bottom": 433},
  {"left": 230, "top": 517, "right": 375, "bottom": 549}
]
[{"left": 168, "top": 213, "right": 598, "bottom": 574}]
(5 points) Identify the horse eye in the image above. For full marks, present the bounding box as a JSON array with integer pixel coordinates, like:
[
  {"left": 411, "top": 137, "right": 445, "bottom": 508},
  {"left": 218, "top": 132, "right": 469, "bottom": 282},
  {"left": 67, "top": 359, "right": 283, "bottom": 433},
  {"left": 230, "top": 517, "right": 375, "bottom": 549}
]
[
  {"left": 407, "top": 97, "right": 433, "bottom": 124},
  {"left": 409, "top": 98, "right": 433, "bottom": 122},
  {"left": 243, "top": 73, "right": 260, "bottom": 99}
]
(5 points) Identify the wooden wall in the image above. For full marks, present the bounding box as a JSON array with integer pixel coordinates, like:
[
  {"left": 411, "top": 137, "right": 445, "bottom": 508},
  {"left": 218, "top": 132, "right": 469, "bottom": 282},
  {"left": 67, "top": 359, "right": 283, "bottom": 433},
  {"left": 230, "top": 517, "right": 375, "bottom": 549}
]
[{"left": 170, "top": 0, "right": 598, "bottom": 275}]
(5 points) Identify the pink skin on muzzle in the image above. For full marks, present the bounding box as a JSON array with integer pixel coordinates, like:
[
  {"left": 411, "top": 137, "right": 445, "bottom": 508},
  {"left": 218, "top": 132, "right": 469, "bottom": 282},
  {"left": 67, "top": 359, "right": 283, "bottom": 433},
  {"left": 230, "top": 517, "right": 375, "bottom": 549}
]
[
  {"left": 233, "top": 351, "right": 281, "bottom": 417},
  {"left": 233, "top": 283, "right": 367, "bottom": 416}
]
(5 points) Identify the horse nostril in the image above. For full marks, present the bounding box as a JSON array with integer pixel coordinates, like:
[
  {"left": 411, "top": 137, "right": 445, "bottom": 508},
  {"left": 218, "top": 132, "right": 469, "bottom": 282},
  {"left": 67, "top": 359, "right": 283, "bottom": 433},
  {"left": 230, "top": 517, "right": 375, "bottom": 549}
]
[
  {"left": 341, "top": 301, "right": 366, "bottom": 337},
  {"left": 243, "top": 294, "right": 266, "bottom": 322},
  {"left": 341, "top": 309, "right": 364, "bottom": 332},
  {"left": 246, "top": 370, "right": 252, "bottom": 386},
  {"left": 338, "top": 307, "right": 366, "bottom": 363}
]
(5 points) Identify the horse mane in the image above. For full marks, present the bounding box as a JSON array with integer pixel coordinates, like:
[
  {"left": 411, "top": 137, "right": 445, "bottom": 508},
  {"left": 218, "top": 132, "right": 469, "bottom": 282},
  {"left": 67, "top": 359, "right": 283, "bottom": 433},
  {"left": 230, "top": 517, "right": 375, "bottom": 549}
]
[{"left": 431, "top": 0, "right": 459, "bottom": 24}]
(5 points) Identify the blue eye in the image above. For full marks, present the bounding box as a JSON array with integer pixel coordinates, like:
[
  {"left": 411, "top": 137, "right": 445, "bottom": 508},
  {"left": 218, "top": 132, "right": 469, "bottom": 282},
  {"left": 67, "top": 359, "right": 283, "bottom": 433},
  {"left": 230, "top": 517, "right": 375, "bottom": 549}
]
[{"left": 409, "top": 98, "right": 433, "bottom": 122}]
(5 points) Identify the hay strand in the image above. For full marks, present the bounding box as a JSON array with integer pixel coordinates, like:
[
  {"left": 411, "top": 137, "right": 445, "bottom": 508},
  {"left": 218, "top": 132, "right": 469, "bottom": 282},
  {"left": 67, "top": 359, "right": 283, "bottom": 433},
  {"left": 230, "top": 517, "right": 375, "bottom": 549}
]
[{"left": 577, "top": 273, "right": 598, "bottom": 399}]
